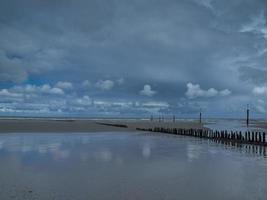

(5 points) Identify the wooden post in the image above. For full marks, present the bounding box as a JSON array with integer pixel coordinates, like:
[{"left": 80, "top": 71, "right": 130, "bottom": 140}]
[
  {"left": 246, "top": 104, "right": 249, "bottom": 127},
  {"left": 199, "top": 109, "right": 202, "bottom": 124}
]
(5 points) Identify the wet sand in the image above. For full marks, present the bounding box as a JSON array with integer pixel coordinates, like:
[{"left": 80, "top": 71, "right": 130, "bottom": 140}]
[
  {"left": 249, "top": 120, "right": 267, "bottom": 130},
  {"left": 0, "top": 119, "right": 204, "bottom": 133},
  {"left": 1, "top": 132, "right": 267, "bottom": 200}
]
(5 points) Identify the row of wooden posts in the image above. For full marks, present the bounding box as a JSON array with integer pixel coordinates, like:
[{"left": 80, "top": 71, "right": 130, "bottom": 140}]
[
  {"left": 150, "top": 114, "right": 201, "bottom": 123},
  {"left": 150, "top": 106, "right": 250, "bottom": 125},
  {"left": 136, "top": 127, "right": 267, "bottom": 146}
]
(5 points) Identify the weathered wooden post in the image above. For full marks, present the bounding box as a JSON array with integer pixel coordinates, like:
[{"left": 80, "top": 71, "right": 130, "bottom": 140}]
[
  {"left": 263, "top": 132, "right": 266, "bottom": 143},
  {"left": 199, "top": 109, "right": 202, "bottom": 124},
  {"left": 246, "top": 104, "right": 249, "bottom": 127}
]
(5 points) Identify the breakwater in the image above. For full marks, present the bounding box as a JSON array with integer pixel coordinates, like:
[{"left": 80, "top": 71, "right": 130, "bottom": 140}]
[
  {"left": 136, "top": 127, "right": 267, "bottom": 146},
  {"left": 96, "top": 122, "right": 128, "bottom": 128}
]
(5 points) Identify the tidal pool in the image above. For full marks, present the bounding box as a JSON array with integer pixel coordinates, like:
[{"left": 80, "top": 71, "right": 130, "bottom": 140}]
[{"left": 0, "top": 132, "right": 267, "bottom": 200}]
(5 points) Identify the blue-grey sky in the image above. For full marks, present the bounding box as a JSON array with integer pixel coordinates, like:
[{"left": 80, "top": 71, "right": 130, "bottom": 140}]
[{"left": 1, "top": 0, "right": 267, "bottom": 118}]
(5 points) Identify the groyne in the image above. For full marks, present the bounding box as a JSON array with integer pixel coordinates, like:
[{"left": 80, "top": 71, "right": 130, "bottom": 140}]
[{"left": 136, "top": 127, "right": 266, "bottom": 146}]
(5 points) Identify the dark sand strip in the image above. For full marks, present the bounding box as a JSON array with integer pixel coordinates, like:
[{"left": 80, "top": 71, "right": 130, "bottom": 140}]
[{"left": 0, "top": 119, "right": 204, "bottom": 133}]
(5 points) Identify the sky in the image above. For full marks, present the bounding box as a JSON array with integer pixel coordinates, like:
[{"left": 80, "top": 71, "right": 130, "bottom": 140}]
[{"left": 1, "top": 0, "right": 267, "bottom": 118}]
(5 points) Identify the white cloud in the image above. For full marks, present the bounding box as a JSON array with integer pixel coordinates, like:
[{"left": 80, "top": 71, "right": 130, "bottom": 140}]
[
  {"left": 13, "top": 84, "right": 64, "bottom": 95},
  {"left": 55, "top": 81, "right": 73, "bottom": 90},
  {"left": 0, "top": 89, "right": 22, "bottom": 98},
  {"left": 82, "top": 80, "right": 91, "bottom": 88},
  {"left": 240, "top": 11, "right": 267, "bottom": 39},
  {"left": 253, "top": 86, "right": 267, "bottom": 95},
  {"left": 185, "top": 83, "right": 231, "bottom": 99},
  {"left": 220, "top": 89, "right": 231, "bottom": 96},
  {"left": 142, "top": 101, "right": 169, "bottom": 108},
  {"left": 140, "top": 84, "right": 156, "bottom": 97},
  {"left": 70, "top": 96, "right": 92, "bottom": 107},
  {"left": 194, "top": 0, "right": 213, "bottom": 10},
  {"left": 95, "top": 80, "right": 114, "bottom": 90},
  {"left": 40, "top": 84, "right": 64, "bottom": 95},
  {"left": 116, "top": 78, "right": 124, "bottom": 85}
]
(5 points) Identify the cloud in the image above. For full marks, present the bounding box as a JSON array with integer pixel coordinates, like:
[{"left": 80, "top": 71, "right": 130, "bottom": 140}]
[
  {"left": 0, "top": 50, "right": 28, "bottom": 83},
  {"left": 193, "top": 0, "right": 213, "bottom": 10},
  {"left": 220, "top": 89, "right": 231, "bottom": 96},
  {"left": 82, "top": 80, "right": 91, "bottom": 88},
  {"left": 13, "top": 84, "right": 64, "bottom": 95},
  {"left": 0, "top": 0, "right": 267, "bottom": 117},
  {"left": 239, "top": 66, "right": 267, "bottom": 84},
  {"left": 0, "top": 89, "right": 23, "bottom": 98},
  {"left": 70, "top": 96, "right": 92, "bottom": 107},
  {"left": 255, "top": 99, "right": 266, "bottom": 113},
  {"left": 185, "top": 83, "right": 231, "bottom": 99},
  {"left": 253, "top": 86, "right": 267, "bottom": 95},
  {"left": 95, "top": 80, "right": 114, "bottom": 90},
  {"left": 140, "top": 85, "right": 156, "bottom": 97},
  {"left": 116, "top": 78, "right": 124, "bottom": 85},
  {"left": 55, "top": 81, "right": 73, "bottom": 90},
  {"left": 240, "top": 11, "right": 267, "bottom": 38}
]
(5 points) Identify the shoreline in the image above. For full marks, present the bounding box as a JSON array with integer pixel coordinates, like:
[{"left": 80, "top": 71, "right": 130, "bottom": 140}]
[{"left": 0, "top": 119, "right": 204, "bottom": 133}]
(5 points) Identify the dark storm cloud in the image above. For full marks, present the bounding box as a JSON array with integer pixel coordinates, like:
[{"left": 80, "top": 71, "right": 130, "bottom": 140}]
[{"left": 1, "top": 0, "right": 267, "bottom": 116}]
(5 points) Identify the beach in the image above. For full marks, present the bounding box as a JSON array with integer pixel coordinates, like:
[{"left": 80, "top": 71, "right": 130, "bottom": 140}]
[
  {"left": 1, "top": 119, "right": 267, "bottom": 200},
  {"left": 0, "top": 119, "right": 204, "bottom": 133}
]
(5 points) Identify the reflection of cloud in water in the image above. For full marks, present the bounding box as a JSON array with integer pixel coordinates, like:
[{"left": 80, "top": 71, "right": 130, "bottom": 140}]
[
  {"left": 81, "top": 136, "right": 91, "bottom": 144},
  {"left": 142, "top": 143, "right": 151, "bottom": 159},
  {"left": 0, "top": 137, "right": 72, "bottom": 160},
  {"left": 208, "top": 149, "right": 218, "bottom": 155},
  {"left": 53, "top": 149, "right": 70, "bottom": 160},
  {"left": 187, "top": 144, "right": 202, "bottom": 162},
  {"left": 38, "top": 143, "right": 61, "bottom": 154},
  {"left": 115, "top": 156, "right": 123, "bottom": 165},
  {"left": 0, "top": 141, "right": 4, "bottom": 150},
  {"left": 94, "top": 149, "right": 113, "bottom": 162},
  {"left": 21, "top": 145, "right": 33, "bottom": 153},
  {"left": 80, "top": 152, "right": 89, "bottom": 162}
]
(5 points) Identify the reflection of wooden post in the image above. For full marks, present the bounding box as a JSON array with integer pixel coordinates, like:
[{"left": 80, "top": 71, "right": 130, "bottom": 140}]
[
  {"left": 246, "top": 104, "right": 249, "bottom": 127},
  {"left": 173, "top": 115, "right": 175, "bottom": 123}
]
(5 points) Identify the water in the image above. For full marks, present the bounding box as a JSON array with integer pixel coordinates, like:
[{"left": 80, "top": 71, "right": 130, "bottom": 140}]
[{"left": 0, "top": 132, "right": 267, "bottom": 200}]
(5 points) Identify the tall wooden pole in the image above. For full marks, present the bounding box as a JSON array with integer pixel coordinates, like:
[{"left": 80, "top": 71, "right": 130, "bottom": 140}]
[
  {"left": 246, "top": 104, "right": 249, "bottom": 127},
  {"left": 199, "top": 109, "right": 202, "bottom": 124}
]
